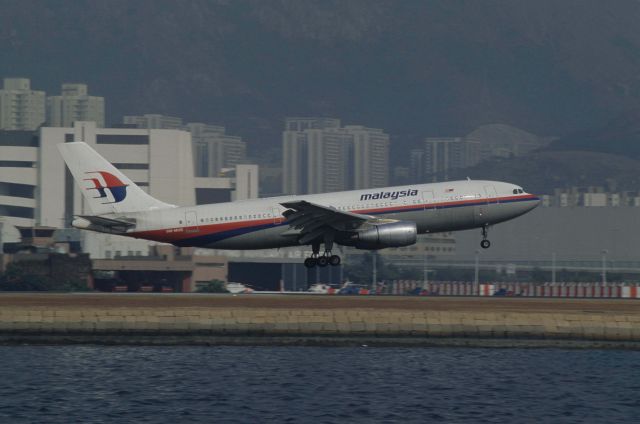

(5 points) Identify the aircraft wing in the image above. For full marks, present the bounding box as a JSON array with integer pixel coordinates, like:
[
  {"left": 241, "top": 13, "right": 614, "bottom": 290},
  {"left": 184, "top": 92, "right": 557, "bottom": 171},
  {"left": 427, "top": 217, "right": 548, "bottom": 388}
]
[{"left": 279, "top": 200, "right": 370, "bottom": 244}]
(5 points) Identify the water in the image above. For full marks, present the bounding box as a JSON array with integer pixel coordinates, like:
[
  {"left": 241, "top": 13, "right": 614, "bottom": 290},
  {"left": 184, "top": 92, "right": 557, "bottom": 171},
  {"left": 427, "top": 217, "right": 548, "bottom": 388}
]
[{"left": 0, "top": 346, "right": 638, "bottom": 423}]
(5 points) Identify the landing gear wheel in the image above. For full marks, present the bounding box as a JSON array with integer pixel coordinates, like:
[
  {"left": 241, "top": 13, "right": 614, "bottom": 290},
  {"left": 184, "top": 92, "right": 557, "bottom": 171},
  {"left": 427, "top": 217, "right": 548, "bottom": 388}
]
[
  {"left": 329, "top": 255, "right": 341, "bottom": 266},
  {"left": 317, "top": 256, "right": 329, "bottom": 267},
  {"left": 480, "top": 239, "right": 491, "bottom": 249},
  {"left": 304, "top": 258, "right": 317, "bottom": 268}
]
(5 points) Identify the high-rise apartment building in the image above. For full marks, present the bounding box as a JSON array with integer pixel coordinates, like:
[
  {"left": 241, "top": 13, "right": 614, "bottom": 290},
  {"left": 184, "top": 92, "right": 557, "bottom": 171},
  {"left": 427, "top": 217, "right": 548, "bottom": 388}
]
[
  {"left": 123, "top": 114, "right": 184, "bottom": 130},
  {"left": 282, "top": 118, "right": 390, "bottom": 195},
  {"left": 0, "top": 78, "right": 45, "bottom": 130},
  {"left": 306, "top": 127, "right": 352, "bottom": 194},
  {"left": 123, "top": 116, "right": 249, "bottom": 184},
  {"left": 283, "top": 118, "right": 338, "bottom": 195},
  {"left": 411, "top": 137, "right": 481, "bottom": 182},
  {"left": 348, "top": 125, "right": 389, "bottom": 190},
  {"left": 409, "top": 149, "right": 425, "bottom": 182},
  {"left": 185, "top": 123, "right": 247, "bottom": 178},
  {"left": 47, "top": 83, "right": 105, "bottom": 127}
]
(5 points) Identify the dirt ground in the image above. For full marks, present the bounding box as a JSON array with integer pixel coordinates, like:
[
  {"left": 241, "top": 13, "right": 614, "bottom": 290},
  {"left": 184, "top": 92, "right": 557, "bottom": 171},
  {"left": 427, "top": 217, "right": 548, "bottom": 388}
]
[{"left": 0, "top": 293, "right": 638, "bottom": 314}]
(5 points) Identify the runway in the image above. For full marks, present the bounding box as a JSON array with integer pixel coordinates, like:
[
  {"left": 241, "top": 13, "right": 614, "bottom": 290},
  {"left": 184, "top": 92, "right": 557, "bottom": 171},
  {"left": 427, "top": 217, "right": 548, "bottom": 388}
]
[{"left": 0, "top": 292, "right": 637, "bottom": 313}]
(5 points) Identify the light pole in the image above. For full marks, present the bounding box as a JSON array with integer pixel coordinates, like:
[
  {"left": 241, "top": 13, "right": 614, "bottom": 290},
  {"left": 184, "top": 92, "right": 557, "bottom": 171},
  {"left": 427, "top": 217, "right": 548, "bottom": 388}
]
[
  {"left": 601, "top": 249, "right": 608, "bottom": 286},
  {"left": 474, "top": 249, "right": 480, "bottom": 286},
  {"left": 372, "top": 252, "right": 377, "bottom": 292},
  {"left": 423, "top": 251, "right": 428, "bottom": 289}
]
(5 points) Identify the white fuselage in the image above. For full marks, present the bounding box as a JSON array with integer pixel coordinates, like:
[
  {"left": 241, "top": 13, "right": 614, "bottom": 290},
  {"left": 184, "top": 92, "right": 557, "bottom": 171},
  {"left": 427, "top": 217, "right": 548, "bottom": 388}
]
[{"left": 104, "top": 179, "right": 539, "bottom": 250}]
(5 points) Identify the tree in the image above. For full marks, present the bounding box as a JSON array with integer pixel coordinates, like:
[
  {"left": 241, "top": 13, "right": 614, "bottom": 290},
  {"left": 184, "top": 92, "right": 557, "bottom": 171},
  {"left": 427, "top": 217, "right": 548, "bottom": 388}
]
[
  {"left": 0, "top": 262, "right": 89, "bottom": 291},
  {"left": 196, "top": 279, "right": 229, "bottom": 293}
]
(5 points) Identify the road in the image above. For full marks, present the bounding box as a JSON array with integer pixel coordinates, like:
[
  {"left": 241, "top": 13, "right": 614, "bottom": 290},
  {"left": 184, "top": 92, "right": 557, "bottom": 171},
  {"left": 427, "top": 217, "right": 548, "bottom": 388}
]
[{"left": 0, "top": 293, "right": 638, "bottom": 314}]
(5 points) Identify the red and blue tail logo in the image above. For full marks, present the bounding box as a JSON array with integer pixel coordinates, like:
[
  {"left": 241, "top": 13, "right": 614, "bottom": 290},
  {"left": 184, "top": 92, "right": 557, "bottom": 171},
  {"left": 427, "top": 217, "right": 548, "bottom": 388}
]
[{"left": 83, "top": 171, "right": 128, "bottom": 203}]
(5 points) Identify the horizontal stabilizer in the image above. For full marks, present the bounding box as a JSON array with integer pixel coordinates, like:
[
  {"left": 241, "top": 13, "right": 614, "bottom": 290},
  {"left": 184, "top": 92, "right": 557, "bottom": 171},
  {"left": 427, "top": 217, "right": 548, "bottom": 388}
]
[{"left": 72, "top": 215, "right": 136, "bottom": 230}]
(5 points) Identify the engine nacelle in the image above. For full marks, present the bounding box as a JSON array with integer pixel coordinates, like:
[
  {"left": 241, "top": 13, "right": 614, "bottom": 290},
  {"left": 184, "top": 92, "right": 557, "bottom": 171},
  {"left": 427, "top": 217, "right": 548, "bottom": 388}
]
[
  {"left": 347, "top": 221, "right": 417, "bottom": 249},
  {"left": 71, "top": 217, "right": 92, "bottom": 229}
]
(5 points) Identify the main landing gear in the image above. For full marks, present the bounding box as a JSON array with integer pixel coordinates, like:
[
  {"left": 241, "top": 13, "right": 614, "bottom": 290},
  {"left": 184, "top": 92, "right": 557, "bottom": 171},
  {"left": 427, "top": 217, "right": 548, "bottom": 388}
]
[
  {"left": 480, "top": 224, "right": 491, "bottom": 249},
  {"left": 304, "top": 240, "right": 341, "bottom": 268},
  {"left": 304, "top": 253, "right": 341, "bottom": 268}
]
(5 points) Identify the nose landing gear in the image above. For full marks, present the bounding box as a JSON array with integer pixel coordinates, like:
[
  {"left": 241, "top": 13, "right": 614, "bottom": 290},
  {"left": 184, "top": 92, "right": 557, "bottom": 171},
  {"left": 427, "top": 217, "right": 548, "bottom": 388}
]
[{"left": 480, "top": 225, "right": 491, "bottom": 249}]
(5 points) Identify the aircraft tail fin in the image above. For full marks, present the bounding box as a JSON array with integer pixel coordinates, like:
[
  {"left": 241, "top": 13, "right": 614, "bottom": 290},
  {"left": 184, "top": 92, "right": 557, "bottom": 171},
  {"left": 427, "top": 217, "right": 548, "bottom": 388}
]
[{"left": 57, "top": 142, "right": 174, "bottom": 215}]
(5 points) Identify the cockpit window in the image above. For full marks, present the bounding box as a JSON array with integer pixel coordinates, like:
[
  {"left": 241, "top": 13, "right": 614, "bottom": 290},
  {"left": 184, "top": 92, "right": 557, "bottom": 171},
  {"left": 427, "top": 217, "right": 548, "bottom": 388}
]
[
  {"left": 518, "top": 189, "right": 524, "bottom": 194},
  {"left": 513, "top": 189, "right": 518, "bottom": 194}
]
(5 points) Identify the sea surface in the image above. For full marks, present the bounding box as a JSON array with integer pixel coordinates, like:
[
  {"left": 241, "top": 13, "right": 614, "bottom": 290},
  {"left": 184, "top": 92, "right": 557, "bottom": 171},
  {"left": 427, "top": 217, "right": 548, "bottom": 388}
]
[{"left": 0, "top": 346, "right": 638, "bottom": 423}]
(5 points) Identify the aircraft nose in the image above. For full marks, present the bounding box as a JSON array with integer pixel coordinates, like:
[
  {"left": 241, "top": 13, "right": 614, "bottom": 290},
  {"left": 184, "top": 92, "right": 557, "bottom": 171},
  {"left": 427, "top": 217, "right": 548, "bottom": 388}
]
[{"left": 527, "top": 195, "right": 541, "bottom": 211}]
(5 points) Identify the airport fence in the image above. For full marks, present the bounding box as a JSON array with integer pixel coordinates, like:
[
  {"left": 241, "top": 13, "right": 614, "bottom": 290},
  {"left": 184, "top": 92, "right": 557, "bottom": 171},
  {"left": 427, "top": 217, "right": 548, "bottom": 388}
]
[{"left": 383, "top": 280, "right": 640, "bottom": 298}]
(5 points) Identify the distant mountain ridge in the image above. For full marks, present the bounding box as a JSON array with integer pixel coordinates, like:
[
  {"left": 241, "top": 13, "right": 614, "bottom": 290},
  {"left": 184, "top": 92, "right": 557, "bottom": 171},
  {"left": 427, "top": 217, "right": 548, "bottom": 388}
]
[
  {"left": 2, "top": 0, "right": 640, "bottom": 153},
  {"left": 549, "top": 110, "right": 640, "bottom": 158},
  {"left": 447, "top": 150, "right": 640, "bottom": 195}
]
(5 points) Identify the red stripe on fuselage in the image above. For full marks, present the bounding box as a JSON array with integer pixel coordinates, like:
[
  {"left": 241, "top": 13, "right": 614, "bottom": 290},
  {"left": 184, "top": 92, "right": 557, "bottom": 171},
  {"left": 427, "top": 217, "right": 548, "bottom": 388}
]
[{"left": 130, "top": 218, "right": 275, "bottom": 243}]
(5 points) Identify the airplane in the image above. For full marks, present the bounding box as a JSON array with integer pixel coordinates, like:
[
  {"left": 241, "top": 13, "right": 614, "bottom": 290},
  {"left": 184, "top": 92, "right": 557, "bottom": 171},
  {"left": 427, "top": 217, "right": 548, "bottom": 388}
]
[{"left": 58, "top": 142, "right": 540, "bottom": 268}]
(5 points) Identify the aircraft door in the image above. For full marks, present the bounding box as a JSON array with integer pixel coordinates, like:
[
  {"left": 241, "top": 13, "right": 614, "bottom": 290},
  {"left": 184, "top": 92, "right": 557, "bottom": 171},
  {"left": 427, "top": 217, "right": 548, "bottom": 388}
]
[
  {"left": 420, "top": 190, "right": 441, "bottom": 230},
  {"left": 272, "top": 207, "right": 283, "bottom": 225},
  {"left": 421, "top": 191, "right": 435, "bottom": 210},
  {"left": 475, "top": 185, "right": 497, "bottom": 225},
  {"left": 185, "top": 210, "right": 199, "bottom": 233},
  {"left": 483, "top": 185, "right": 498, "bottom": 203}
]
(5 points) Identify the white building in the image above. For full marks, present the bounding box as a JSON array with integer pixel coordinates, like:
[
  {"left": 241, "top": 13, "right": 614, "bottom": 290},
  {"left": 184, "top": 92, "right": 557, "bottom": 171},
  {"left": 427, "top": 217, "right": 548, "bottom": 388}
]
[
  {"left": 0, "top": 121, "right": 258, "bottom": 257},
  {"left": 305, "top": 127, "right": 352, "bottom": 194},
  {"left": 0, "top": 78, "right": 45, "bottom": 130},
  {"left": 348, "top": 125, "right": 389, "bottom": 190},
  {"left": 185, "top": 123, "right": 247, "bottom": 178},
  {"left": 0, "top": 131, "right": 39, "bottom": 232},
  {"left": 124, "top": 118, "right": 248, "bottom": 178},
  {"left": 414, "top": 137, "right": 481, "bottom": 182},
  {"left": 221, "top": 164, "right": 259, "bottom": 201},
  {"left": 282, "top": 118, "right": 342, "bottom": 195},
  {"left": 194, "top": 164, "right": 258, "bottom": 205},
  {"left": 282, "top": 117, "right": 390, "bottom": 195},
  {"left": 123, "top": 114, "right": 184, "bottom": 130},
  {"left": 47, "top": 83, "right": 105, "bottom": 127},
  {"left": 1, "top": 122, "right": 195, "bottom": 257},
  {"left": 38, "top": 121, "right": 196, "bottom": 227}
]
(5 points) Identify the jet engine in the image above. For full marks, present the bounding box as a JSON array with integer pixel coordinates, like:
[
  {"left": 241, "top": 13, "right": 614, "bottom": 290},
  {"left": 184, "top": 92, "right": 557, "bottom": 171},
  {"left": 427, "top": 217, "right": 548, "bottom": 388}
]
[{"left": 342, "top": 221, "right": 417, "bottom": 249}]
